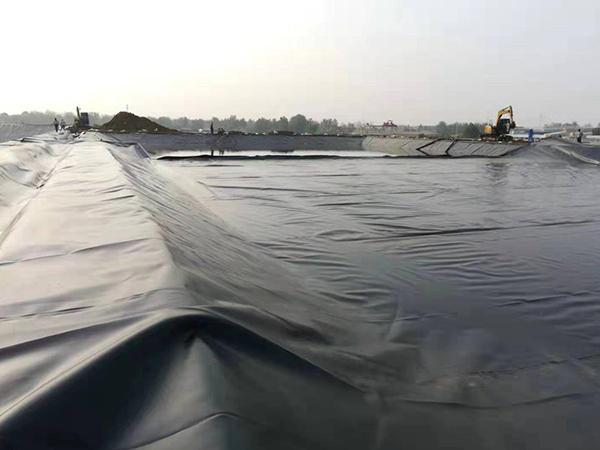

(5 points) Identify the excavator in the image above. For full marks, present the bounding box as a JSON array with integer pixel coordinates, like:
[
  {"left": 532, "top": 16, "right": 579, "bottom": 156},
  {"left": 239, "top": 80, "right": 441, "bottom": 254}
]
[
  {"left": 75, "top": 107, "right": 90, "bottom": 130},
  {"left": 483, "top": 106, "right": 516, "bottom": 141}
]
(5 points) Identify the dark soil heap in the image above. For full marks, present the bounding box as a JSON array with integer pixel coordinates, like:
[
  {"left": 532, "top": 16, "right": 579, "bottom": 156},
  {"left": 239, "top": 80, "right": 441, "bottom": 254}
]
[{"left": 100, "top": 112, "right": 175, "bottom": 133}]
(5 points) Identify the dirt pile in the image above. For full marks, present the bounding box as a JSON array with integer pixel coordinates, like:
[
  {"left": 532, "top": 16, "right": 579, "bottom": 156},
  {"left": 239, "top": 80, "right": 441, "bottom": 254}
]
[{"left": 100, "top": 112, "right": 174, "bottom": 133}]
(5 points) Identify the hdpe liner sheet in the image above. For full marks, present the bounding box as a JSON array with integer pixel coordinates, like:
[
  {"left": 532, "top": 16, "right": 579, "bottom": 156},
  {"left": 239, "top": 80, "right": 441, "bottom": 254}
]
[
  {"left": 1, "top": 134, "right": 600, "bottom": 449},
  {"left": 0, "top": 124, "right": 54, "bottom": 143},
  {"left": 0, "top": 138, "right": 73, "bottom": 230},
  {"left": 361, "top": 136, "right": 520, "bottom": 157},
  {"left": 106, "top": 133, "right": 365, "bottom": 153},
  {"left": 108, "top": 133, "right": 522, "bottom": 158}
]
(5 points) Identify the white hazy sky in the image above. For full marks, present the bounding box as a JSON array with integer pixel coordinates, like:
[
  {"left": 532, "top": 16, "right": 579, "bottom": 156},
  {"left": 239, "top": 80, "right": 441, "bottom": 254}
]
[{"left": 1, "top": 0, "right": 598, "bottom": 126}]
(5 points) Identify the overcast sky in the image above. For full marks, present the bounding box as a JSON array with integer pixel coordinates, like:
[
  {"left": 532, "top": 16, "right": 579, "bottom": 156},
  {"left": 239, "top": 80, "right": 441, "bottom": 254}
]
[{"left": 1, "top": 0, "right": 598, "bottom": 126}]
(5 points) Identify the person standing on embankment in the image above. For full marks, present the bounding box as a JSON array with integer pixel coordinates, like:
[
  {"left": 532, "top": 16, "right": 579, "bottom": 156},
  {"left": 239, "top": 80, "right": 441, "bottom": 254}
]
[
  {"left": 528, "top": 129, "right": 534, "bottom": 143},
  {"left": 53, "top": 118, "right": 59, "bottom": 132}
]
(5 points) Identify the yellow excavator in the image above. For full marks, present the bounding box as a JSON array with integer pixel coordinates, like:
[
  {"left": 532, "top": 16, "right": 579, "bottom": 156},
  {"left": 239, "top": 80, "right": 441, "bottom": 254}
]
[{"left": 483, "top": 106, "right": 516, "bottom": 141}]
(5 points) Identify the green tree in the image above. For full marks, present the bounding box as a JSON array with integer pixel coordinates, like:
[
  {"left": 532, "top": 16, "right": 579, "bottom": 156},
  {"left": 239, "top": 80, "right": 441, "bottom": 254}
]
[
  {"left": 320, "top": 118, "right": 339, "bottom": 134},
  {"left": 156, "top": 116, "right": 174, "bottom": 129},
  {"left": 289, "top": 114, "right": 309, "bottom": 133},
  {"left": 449, "top": 122, "right": 466, "bottom": 136},
  {"left": 340, "top": 122, "right": 356, "bottom": 134},
  {"left": 175, "top": 116, "right": 190, "bottom": 130},
  {"left": 436, "top": 121, "right": 450, "bottom": 137},
  {"left": 308, "top": 119, "right": 320, "bottom": 134},
  {"left": 254, "top": 117, "right": 273, "bottom": 133},
  {"left": 190, "top": 118, "right": 205, "bottom": 131},
  {"left": 221, "top": 115, "right": 246, "bottom": 131},
  {"left": 277, "top": 116, "right": 289, "bottom": 131},
  {"left": 462, "top": 123, "right": 480, "bottom": 138}
]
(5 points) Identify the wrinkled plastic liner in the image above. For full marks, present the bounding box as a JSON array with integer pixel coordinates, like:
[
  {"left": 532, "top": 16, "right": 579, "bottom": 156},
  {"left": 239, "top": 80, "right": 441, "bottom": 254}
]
[
  {"left": 106, "top": 133, "right": 523, "bottom": 158},
  {"left": 1, "top": 134, "right": 600, "bottom": 449},
  {"left": 0, "top": 124, "right": 54, "bottom": 143}
]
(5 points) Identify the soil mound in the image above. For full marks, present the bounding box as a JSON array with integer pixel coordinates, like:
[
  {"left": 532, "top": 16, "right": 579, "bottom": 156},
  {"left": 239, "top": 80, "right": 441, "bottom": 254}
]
[{"left": 100, "top": 112, "right": 174, "bottom": 133}]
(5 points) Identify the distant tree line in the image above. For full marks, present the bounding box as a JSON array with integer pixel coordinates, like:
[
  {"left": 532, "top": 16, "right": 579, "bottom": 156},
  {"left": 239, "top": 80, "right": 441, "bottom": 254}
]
[
  {"left": 0, "top": 110, "right": 112, "bottom": 126},
  {"left": 434, "top": 121, "right": 486, "bottom": 138},
  {"left": 8, "top": 109, "right": 568, "bottom": 138},
  {"left": 148, "top": 114, "right": 361, "bottom": 135},
  {"left": 0, "top": 110, "right": 360, "bottom": 134},
  {"left": 0, "top": 110, "right": 483, "bottom": 137},
  {"left": 151, "top": 116, "right": 495, "bottom": 138},
  {"left": 546, "top": 122, "right": 600, "bottom": 135},
  {"left": 544, "top": 121, "right": 598, "bottom": 129}
]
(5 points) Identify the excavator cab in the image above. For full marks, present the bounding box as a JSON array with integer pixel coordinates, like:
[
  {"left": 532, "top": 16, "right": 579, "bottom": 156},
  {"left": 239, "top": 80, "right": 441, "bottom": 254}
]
[{"left": 498, "top": 117, "right": 514, "bottom": 134}]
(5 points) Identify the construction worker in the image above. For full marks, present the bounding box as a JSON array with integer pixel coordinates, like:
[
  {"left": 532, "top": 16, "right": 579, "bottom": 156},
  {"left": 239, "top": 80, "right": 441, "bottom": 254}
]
[
  {"left": 53, "top": 118, "right": 59, "bottom": 132},
  {"left": 528, "top": 129, "right": 534, "bottom": 143},
  {"left": 577, "top": 129, "right": 583, "bottom": 143},
  {"left": 60, "top": 119, "right": 66, "bottom": 131}
]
